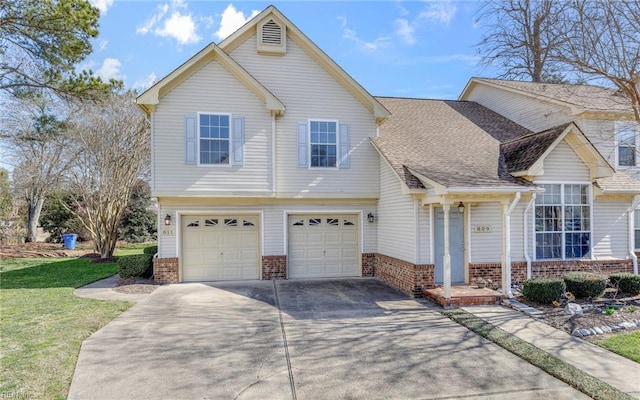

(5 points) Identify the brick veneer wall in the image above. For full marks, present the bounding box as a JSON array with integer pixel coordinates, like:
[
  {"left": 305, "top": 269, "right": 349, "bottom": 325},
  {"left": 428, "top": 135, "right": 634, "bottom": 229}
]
[
  {"left": 262, "top": 255, "right": 286, "bottom": 279},
  {"left": 374, "top": 254, "right": 434, "bottom": 297},
  {"left": 470, "top": 259, "right": 633, "bottom": 289},
  {"left": 153, "top": 257, "right": 179, "bottom": 283},
  {"left": 362, "top": 253, "right": 376, "bottom": 277}
]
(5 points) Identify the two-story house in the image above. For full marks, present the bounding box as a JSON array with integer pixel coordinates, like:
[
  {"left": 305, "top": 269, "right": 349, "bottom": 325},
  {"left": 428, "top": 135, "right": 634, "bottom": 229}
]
[{"left": 136, "top": 6, "right": 640, "bottom": 299}]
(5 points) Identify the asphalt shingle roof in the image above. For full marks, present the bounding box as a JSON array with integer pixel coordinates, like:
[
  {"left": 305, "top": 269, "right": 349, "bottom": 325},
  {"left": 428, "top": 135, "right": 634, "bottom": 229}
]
[
  {"left": 476, "top": 78, "right": 632, "bottom": 113},
  {"left": 373, "top": 97, "right": 533, "bottom": 189},
  {"left": 501, "top": 124, "right": 571, "bottom": 173}
]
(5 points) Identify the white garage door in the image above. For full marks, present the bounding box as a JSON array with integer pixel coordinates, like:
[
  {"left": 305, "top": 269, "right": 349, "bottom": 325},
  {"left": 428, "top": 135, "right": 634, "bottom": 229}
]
[
  {"left": 181, "top": 215, "right": 260, "bottom": 282},
  {"left": 288, "top": 214, "right": 359, "bottom": 278}
]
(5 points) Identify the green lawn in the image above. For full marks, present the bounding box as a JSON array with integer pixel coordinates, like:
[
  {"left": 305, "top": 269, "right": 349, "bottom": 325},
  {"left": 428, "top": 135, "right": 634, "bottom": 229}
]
[
  {"left": 0, "top": 257, "right": 133, "bottom": 400},
  {"left": 594, "top": 331, "right": 640, "bottom": 363}
]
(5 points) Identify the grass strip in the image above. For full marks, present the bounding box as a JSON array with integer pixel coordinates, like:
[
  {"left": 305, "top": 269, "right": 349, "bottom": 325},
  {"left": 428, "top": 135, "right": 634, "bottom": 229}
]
[{"left": 443, "top": 309, "right": 635, "bottom": 400}]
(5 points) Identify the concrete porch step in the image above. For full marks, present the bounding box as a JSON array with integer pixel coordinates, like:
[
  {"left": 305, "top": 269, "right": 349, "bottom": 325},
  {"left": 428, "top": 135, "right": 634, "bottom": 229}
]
[{"left": 423, "top": 286, "right": 504, "bottom": 308}]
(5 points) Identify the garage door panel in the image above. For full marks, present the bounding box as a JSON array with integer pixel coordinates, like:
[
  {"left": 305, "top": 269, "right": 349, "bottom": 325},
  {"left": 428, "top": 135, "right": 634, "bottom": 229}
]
[
  {"left": 288, "top": 214, "right": 360, "bottom": 279},
  {"left": 182, "top": 214, "right": 259, "bottom": 282}
]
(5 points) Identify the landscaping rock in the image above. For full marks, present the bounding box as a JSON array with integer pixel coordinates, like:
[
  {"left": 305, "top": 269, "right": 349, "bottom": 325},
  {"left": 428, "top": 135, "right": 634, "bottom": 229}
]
[
  {"left": 601, "top": 326, "right": 612, "bottom": 333},
  {"left": 619, "top": 321, "right": 636, "bottom": 329},
  {"left": 593, "top": 326, "right": 604, "bottom": 334},
  {"left": 572, "top": 329, "right": 583, "bottom": 337},
  {"left": 579, "top": 328, "right": 592, "bottom": 336},
  {"left": 563, "top": 303, "right": 583, "bottom": 316}
]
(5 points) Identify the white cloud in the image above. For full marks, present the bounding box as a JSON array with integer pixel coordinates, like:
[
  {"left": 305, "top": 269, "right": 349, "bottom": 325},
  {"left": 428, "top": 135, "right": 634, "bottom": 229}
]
[
  {"left": 394, "top": 18, "right": 415, "bottom": 45},
  {"left": 340, "top": 17, "right": 391, "bottom": 52},
  {"left": 418, "top": 1, "right": 457, "bottom": 25},
  {"left": 95, "top": 58, "right": 124, "bottom": 81},
  {"left": 90, "top": 0, "right": 113, "bottom": 15},
  {"left": 97, "top": 39, "right": 108, "bottom": 51},
  {"left": 133, "top": 72, "right": 158, "bottom": 91},
  {"left": 136, "top": 0, "right": 200, "bottom": 45},
  {"left": 156, "top": 12, "right": 201, "bottom": 44},
  {"left": 214, "top": 4, "right": 260, "bottom": 41}
]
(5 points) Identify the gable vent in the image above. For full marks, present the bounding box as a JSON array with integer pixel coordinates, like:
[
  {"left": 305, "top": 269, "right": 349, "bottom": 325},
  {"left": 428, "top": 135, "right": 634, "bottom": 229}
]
[
  {"left": 261, "top": 20, "right": 282, "bottom": 45},
  {"left": 257, "top": 18, "right": 286, "bottom": 55}
]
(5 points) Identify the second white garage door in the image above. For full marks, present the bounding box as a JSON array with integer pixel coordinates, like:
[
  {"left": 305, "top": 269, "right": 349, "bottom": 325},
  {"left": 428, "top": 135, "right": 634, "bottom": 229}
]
[
  {"left": 288, "top": 214, "right": 359, "bottom": 278},
  {"left": 181, "top": 215, "right": 260, "bottom": 282}
]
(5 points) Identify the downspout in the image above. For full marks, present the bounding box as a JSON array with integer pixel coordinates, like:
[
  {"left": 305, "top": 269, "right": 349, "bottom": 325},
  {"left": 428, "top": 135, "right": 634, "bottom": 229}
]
[
  {"left": 504, "top": 192, "right": 521, "bottom": 298},
  {"left": 272, "top": 114, "right": 277, "bottom": 194},
  {"left": 523, "top": 193, "right": 536, "bottom": 280},
  {"left": 627, "top": 196, "right": 640, "bottom": 274}
]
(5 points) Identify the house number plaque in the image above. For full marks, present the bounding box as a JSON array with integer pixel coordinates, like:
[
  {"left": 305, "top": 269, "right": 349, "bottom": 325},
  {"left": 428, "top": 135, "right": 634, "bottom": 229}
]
[{"left": 473, "top": 225, "right": 491, "bottom": 233}]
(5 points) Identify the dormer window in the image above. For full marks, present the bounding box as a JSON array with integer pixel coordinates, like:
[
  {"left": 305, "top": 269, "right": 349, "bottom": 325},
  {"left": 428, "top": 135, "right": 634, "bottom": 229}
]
[{"left": 257, "top": 18, "right": 286, "bottom": 55}]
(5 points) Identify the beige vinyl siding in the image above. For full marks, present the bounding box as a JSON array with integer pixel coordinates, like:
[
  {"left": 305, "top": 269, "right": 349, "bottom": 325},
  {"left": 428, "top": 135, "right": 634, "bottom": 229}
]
[
  {"left": 465, "top": 85, "right": 572, "bottom": 132},
  {"left": 152, "top": 61, "right": 273, "bottom": 194},
  {"left": 469, "top": 203, "right": 503, "bottom": 263},
  {"left": 509, "top": 202, "right": 527, "bottom": 262},
  {"left": 576, "top": 118, "right": 640, "bottom": 175},
  {"left": 377, "top": 161, "right": 416, "bottom": 263},
  {"left": 541, "top": 140, "right": 590, "bottom": 181},
  {"left": 592, "top": 198, "right": 630, "bottom": 259},
  {"left": 230, "top": 35, "right": 379, "bottom": 197},
  {"left": 157, "top": 199, "right": 376, "bottom": 258},
  {"left": 418, "top": 205, "right": 431, "bottom": 264}
]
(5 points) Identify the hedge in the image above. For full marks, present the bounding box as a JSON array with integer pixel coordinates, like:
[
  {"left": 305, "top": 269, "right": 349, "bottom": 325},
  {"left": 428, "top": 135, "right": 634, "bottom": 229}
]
[
  {"left": 563, "top": 272, "right": 607, "bottom": 299},
  {"left": 609, "top": 273, "right": 640, "bottom": 295},
  {"left": 521, "top": 278, "right": 566, "bottom": 304},
  {"left": 118, "top": 254, "right": 153, "bottom": 279},
  {"left": 143, "top": 245, "right": 158, "bottom": 256}
]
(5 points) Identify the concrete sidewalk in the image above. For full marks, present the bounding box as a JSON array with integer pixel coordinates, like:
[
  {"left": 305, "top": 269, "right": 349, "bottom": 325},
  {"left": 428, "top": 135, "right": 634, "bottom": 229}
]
[
  {"left": 73, "top": 274, "right": 154, "bottom": 303},
  {"left": 463, "top": 305, "right": 640, "bottom": 399}
]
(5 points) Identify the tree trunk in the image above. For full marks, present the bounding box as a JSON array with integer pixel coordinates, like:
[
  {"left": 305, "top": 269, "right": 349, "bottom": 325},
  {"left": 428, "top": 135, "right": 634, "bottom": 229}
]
[{"left": 25, "top": 196, "right": 45, "bottom": 242}]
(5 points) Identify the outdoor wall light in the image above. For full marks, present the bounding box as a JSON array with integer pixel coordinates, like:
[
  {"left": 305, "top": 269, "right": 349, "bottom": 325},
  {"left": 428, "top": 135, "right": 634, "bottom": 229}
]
[
  {"left": 164, "top": 214, "right": 172, "bottom": 226},
  {"left": 367, "top": 212, "right": 375, "bottom": 223},
  {"left": 458, "top": 202, "right": 465, "bottom": 213}
]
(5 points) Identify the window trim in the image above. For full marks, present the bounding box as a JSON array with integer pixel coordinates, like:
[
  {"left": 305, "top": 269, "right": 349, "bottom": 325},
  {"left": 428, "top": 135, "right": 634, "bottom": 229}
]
[
  {"left": 615, "top": 121, "right": 638, "bottom": 168},
  {"left": 197, "top": 112, "right": 233, "bottom": 167},
  {"left": 307, "top": 118, "right": 339, "bottom": 170},
  {"left": 533, "top": 181, "right": 593, "bottom": 261},
  {"left": 634, "top": 209, "right": 640, "bottom": 251}
]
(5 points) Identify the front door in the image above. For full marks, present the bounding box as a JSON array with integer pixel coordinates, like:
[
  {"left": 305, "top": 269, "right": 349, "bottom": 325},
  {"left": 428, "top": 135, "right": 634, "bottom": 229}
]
[{"left": 434, "top": 207, "right": 465, "bottom": 284}]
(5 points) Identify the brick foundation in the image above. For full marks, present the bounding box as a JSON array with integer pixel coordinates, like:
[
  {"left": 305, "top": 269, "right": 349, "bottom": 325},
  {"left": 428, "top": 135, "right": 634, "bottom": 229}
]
[
  {"left": 153, "top": 257, "right": 179, "bottom": 283},
  {"left": 262, "top": 255, "right": 287, "bottom": 279},
  {"left": 374, "top": 254, "right": 434, "bottom": 297},
  {"left": 362, "top": 253, "right": 376, "bottom": 277},
  {"left": 469, "top": 259, "right": 633, "bottom": 289}
]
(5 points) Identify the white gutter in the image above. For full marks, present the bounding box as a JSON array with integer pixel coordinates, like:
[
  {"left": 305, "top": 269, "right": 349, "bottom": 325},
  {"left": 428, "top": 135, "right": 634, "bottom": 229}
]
[
  {"left": 523, "top": 193, "right": 537, "bottom": 279},
  {"left": 272, "top": 115, "right": 277, "bottom": 194},
  {"left": 504, "top": 192, "right": 521, "bottom": 298},
  {"left": 627, "top": 196, "right": 640, "bottom": 275}
]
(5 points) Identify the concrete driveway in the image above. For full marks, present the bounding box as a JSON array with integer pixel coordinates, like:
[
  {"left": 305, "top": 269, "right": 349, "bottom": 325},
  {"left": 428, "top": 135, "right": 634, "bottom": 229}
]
[{"left": 68, "top": 279, "right": 588, "bottom": 400}]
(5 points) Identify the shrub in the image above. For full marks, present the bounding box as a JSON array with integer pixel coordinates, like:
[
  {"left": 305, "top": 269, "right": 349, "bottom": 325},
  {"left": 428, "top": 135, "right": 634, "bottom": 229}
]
[
  {"left": 118, "top": 254, "right": 153, "bottom": 279},
  {"left": 143, "top": 245, "right": 158, "bottom": 256},
  {"left": 609, "top": 273, "right": 640, "bottom": 295},
  {"left": 563, "top": 272, "right": 607, "bottom": 299},
  {"left": 522, "top": 278, "right": 566, "bottom": 304}
]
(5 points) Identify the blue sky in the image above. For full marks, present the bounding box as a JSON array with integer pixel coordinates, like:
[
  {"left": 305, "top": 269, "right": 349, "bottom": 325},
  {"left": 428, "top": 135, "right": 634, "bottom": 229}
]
[{"left": 85, "top": 0, "right": 498, "bottom": 99}]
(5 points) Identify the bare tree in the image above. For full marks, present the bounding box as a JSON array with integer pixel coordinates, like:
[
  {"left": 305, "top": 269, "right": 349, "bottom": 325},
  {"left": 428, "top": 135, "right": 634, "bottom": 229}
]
[
  {"left": 66, "top": 90, "right": 150, "bottom": 258},
  {"left": 0, "top": 92, "right": 74, "bottom": 242},
  {"left": 476, "top": 0, "right": 569, "bottom": 82},
  {"left": 554, "top": 0, "right": 640, "bottom": 122}
]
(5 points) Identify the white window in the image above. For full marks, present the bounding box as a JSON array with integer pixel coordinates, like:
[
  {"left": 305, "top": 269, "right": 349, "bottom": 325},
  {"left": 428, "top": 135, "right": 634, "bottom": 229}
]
[
  {"left": 535, "top": 184, "right": 591, "bottom": 259},
  {"left": 310, "top": 120, "right": 337, "bottom": 168},
  {"left": 616, "top": 121, "right": 638, "bottom": 167},
  {"left": 199, "top": 114, "right": 230, "bottom": 165}
]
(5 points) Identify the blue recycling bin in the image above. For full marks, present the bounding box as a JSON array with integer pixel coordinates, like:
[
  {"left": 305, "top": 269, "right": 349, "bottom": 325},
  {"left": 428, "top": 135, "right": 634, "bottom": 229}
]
[{"left": 62, "top": 233, "right": 78, "bottom": 250}]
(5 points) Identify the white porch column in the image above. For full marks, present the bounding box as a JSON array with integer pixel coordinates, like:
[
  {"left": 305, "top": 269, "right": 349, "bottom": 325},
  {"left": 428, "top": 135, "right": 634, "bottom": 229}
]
[
  {"left": 502, "top": 193, "right": 521, "bottom": 298},
  {"left": 443, "top": 203, "right": 451, "bottom": 299}
]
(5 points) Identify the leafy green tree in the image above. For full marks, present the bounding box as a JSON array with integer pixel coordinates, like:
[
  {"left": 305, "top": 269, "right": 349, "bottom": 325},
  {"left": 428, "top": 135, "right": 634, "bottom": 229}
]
[
  {"left": 0, "top": 0, "right": 113, "bottom": 97},
  {"left": 39, "top": 191, "right": 89, "bottom": 243},
  {"left": 119, "top": 181, "right": 157, "bottom": 243}
]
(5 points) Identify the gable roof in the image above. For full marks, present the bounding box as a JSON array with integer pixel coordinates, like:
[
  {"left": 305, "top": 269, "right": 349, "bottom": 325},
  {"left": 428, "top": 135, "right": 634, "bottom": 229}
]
[
  {"left": 372, "top": 97, "right": 533, "bottom": 191},
  {"left": 373, "top": 98, "right": 629, "bottom": 194},
  {"left": 136, "top": 42, "right": 285, "bottom": 115},
  {"left": 460, "top": 78, "right": 633, "bottom": 116},
  {"left": 219, "top": 5, "right": 390, "bottom": 123}
]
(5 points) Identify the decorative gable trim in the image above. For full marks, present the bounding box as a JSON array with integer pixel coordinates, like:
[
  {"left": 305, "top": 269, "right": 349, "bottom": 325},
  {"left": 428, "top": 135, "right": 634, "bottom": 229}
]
[
  {"left": 136, "top": 42, "right": 285, "bottom": 116},
  {"left": 257, "top": 18, "right": 286, "bottom": 55}
]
